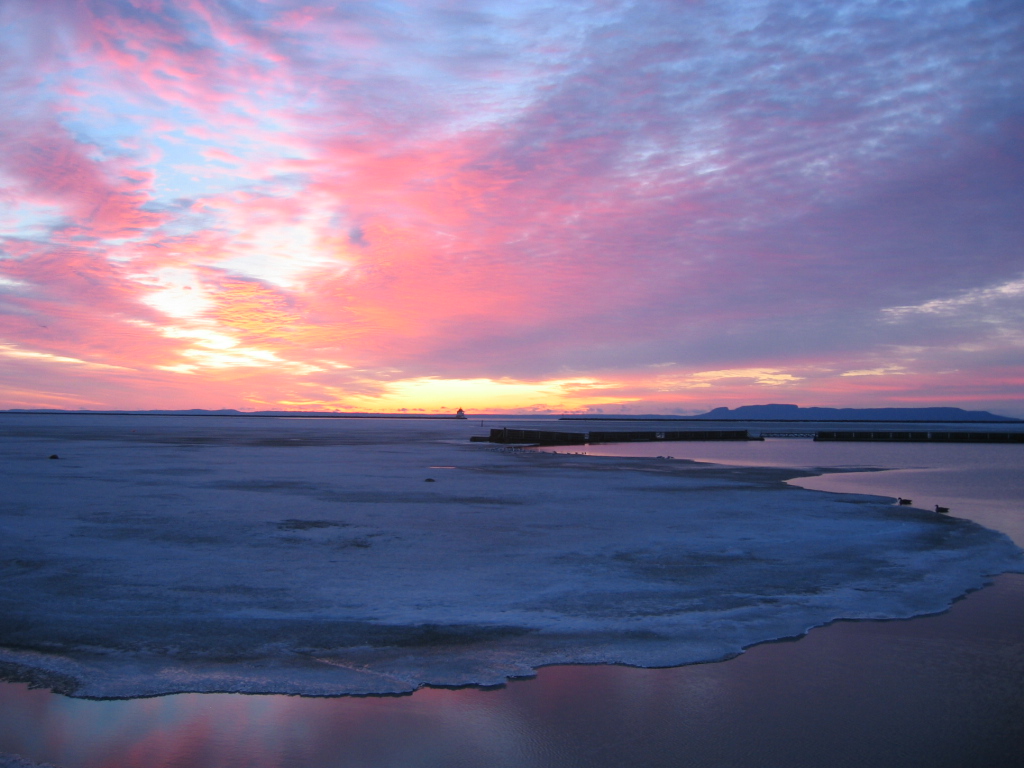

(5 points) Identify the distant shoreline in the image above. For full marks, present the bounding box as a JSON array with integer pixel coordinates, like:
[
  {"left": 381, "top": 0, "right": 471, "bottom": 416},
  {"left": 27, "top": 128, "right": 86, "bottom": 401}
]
[
  {"left": 1, "top": 410, "right": 1020, "bottom": 424},
  {"left": 0, "top": 411, "right": 466, "bottom": 420}
]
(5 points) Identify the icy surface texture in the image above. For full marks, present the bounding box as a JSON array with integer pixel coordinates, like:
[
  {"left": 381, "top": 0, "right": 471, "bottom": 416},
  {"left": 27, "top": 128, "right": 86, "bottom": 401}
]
[
  {"left": 0, "top": 753, "right": 60, "bottom": 768},
  {"left": 1, "top": 415, "right": 1021, "bottom": 698}
]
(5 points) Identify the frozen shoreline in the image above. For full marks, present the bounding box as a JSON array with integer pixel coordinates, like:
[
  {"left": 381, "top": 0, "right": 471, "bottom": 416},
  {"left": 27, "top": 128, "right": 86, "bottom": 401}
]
[{"left": 1, "top": 415, "right": 1021, "bottom": 698}]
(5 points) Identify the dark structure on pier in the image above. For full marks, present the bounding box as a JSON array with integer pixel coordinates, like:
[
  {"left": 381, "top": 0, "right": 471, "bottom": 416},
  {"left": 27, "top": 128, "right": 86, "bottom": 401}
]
[
  {"left": 487, "top": 428, "right": 587, "bottom": 446},
  {"left": 487, "top": 428, "right": 755, "bottom": 446},
  {"left": 587, "top": 430, "right": 752, "bottom": 443}
]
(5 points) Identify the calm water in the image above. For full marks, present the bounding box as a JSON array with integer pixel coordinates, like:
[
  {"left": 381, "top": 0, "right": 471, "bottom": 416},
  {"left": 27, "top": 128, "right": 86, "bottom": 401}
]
[
  {"left": 561, "top": 439, "right": 1024, "bottom": 546},
  {"left": 2, "top": 441, "right": 1022, "bottom": 768}
]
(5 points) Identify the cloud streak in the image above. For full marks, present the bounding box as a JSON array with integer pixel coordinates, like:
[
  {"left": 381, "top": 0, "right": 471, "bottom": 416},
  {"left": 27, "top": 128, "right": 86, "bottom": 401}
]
[{"left": 1, "top": 0, "right": 1023, "bottom": 413}]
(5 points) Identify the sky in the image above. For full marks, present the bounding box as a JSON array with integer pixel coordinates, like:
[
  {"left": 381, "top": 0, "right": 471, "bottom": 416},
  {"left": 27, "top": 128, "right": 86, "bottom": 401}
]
[{"left": 1, "top": 0, "right": 1022, "bottom": 415}]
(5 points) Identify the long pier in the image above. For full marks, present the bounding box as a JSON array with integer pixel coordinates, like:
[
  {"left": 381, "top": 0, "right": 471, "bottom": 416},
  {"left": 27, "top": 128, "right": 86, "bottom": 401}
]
[
  {"left": 480, "top": 427, "right": 1024, "bottom": 446},
  {"left": 485, "top": 428, "right": 757, "bottom": 446},
  {"left": 815, "top": 431, "right": 1024, "bottom": 443}
]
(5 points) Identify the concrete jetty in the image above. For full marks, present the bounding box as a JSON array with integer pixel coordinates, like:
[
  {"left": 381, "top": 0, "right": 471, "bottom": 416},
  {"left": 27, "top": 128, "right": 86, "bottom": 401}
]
[
  {"left": 815, "top": 431, "right": 1024, "bottom": 443},
  {"left": 481, "top": 426, "right": 1024, "bottom": 446},
  {"left": 486, "top": 428, "right": 756, "bottom": 446}
]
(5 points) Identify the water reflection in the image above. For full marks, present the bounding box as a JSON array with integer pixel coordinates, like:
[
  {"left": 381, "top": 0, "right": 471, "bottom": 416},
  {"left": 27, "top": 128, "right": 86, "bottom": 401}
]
[
  {"left": 3, "top": 573, "right": 1022, "bottom": 767},
  {"left": 3, "top": 440, "right": 1022, "bottom": 768},
  {"left": 552, "top": 440, "right": 1024, "bottom": 544}
]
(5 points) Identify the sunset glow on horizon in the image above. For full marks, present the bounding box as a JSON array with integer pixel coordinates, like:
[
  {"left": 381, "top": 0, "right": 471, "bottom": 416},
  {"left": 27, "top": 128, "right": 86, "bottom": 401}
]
[{"left": 2, "top": 0, "right": 1023, "bottom": 415}]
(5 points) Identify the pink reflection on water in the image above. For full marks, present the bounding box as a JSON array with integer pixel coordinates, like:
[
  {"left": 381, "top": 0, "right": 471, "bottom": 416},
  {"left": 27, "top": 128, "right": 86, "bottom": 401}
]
[
  {"left": 0, "top": 681, "right": 543, "bottom": 768},
  {"left": 553, "top": 439, "right": 1024, "bottom": 544},
  {"left": 2, "top": 575, "right": 1023, "bottom": 768}
]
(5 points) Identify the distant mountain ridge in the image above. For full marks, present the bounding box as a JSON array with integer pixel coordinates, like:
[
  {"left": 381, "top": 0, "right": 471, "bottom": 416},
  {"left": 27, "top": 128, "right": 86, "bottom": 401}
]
[{"left": 692, "top": 404, "right": 1020, "bottom": 422}]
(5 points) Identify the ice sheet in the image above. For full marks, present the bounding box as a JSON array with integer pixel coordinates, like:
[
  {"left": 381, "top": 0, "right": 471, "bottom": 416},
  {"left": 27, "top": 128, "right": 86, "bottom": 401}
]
[
  {"left": 1, "top": 415, "right": 1021, "bottom": 698},
  {"left": 0, "top": 754, "right": 58, "bottom": 768}
]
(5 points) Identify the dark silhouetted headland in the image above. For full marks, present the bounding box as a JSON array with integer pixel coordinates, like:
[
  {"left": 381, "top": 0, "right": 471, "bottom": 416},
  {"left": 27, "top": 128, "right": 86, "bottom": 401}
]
[{"left": 691, "top": 404, "right": 1020, "bottom": 422}]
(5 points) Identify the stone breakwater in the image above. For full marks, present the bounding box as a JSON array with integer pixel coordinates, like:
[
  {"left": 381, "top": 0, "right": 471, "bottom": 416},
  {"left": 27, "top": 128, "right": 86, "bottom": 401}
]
[{"left": 1, "top": 415, "right": 1021, "bottom": 698}]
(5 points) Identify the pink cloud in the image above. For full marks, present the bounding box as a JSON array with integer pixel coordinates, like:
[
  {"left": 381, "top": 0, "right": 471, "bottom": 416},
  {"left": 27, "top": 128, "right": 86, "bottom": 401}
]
[
  {"left": 201, "top": 147, "right": 243, "bottom": 164},
  {"left": 0, "top": 118, "right": 164, "bottom": 237},
  {"left": 0, "top": 244, "right": 177, "bottom": 363}
]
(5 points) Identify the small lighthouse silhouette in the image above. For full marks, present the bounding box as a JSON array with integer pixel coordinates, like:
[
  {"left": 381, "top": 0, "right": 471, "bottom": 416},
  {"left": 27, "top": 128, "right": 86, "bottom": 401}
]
[{"left": 455, "top": 408, "right": 467, "bottom": 419}]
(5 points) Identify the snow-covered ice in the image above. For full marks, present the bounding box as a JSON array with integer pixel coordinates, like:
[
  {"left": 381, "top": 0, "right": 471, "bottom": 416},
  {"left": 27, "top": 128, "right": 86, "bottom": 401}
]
[
  {"left": 0, "top": 753, "right": 58, "bottom": 768},
  {"left": 1, "top": 415, "right": 1021, "bottom": 698}
]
